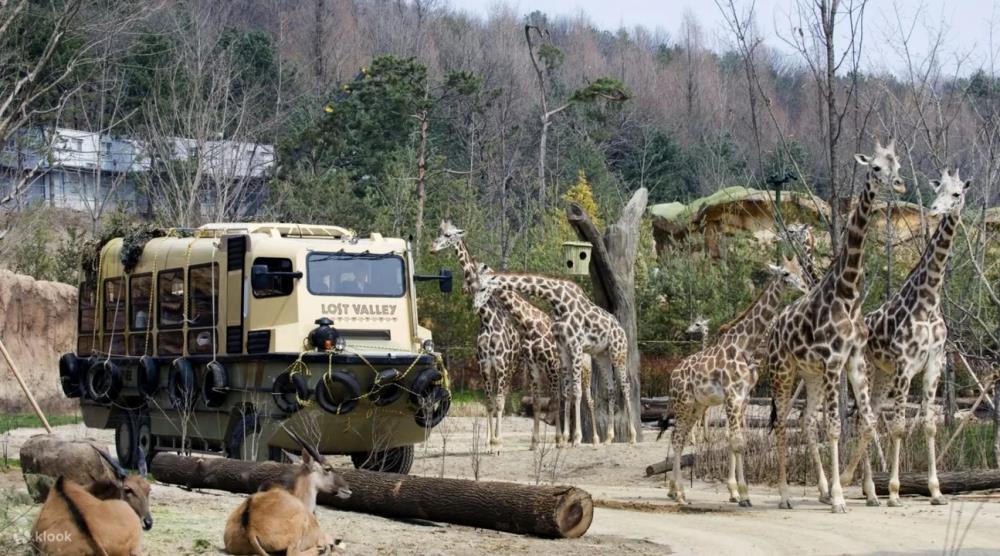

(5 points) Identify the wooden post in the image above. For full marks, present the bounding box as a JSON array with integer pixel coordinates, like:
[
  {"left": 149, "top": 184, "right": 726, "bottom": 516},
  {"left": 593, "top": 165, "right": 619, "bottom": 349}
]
[
  {"left": 0, "top": 337, "right": 52, "bottom": 433},
  {"left": 566, "top": 188, "right": 648, "bottom": 442},
  {"left": 993, "top": 377, "right": 1000, "bottom": 469}
]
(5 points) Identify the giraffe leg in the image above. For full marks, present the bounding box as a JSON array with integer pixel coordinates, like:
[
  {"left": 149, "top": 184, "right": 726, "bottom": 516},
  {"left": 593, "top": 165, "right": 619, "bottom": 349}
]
[
  {"left": 669, "top": 407, "right": 698, "bottom": 505},
  {"left": 923, "top": 352, "right": 947, "bottom": 505},
  {"left": 597, "top": 353, "right": 616, "bottom": 444},
  {"left": 886, "top": 368, "right": 913, "bottom": 507},
  {"left": 772, "top": 363, "right": 795, "bottom": 510},
  {"left": 480, "top": 357, "right": 497, "bottom": 450},
  {"left": 823, "top": 361, "right": 848, "bottom": 514},
  {"left": 529, "top": 363, "right": 541, "bottom": 451},
  {"left": 725, "top": 394, "right": 748, "bottom": 505},
  {"left": 581, "top": 356, "right": 599, "bottom": 447},
  {"left": 551, "top": 368, "right": 565, "bottom": 448},
  {"left": 569, "top": 345, "right": 586, "bottom": 446},
  {"left": 843, "top": 349, "right": 879, "bottom": 506},
  {"left": 610, "top": 344, "right": 637, "bottom": 444},
  {"left": 801, "top": 378, "right": 831, "bottom": 504}
]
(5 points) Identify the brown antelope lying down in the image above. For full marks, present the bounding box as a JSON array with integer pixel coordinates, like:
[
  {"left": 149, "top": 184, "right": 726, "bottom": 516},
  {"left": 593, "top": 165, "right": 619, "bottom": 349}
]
[
  {"left": 224, "top": 430, "right": 351, "bottom": 555},
  {"left": 31, "top": 447, "right": 152, "bottom": 556}
]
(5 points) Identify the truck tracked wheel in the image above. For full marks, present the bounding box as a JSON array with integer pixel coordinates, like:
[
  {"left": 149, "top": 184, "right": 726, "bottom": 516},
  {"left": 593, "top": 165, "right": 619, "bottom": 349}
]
[{"left": 350, "top": 445, "right": 414, "bottom": 475}]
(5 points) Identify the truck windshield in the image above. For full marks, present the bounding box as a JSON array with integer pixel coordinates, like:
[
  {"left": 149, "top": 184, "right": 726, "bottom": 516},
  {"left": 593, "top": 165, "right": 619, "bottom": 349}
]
[{"left": 307, "top": 253, "right": 406, "bottom": 297}]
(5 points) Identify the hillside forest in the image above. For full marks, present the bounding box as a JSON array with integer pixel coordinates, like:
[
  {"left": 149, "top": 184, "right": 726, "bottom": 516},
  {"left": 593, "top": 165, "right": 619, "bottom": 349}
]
[{"left": 2, "top": 0, "right": 1000, "bottom": 393}]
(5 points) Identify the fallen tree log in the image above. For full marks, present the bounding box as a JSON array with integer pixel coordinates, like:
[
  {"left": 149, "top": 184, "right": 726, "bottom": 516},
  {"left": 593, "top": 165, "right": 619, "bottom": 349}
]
[
  {"left": 151, "top": 454, "right": 593, "bottom": 539},
  {"left": 645, "top": 454, "right": 697, "bottom": 476},
  {"left": 872, "top": 470, "right": 1000, "bottom": 496}
]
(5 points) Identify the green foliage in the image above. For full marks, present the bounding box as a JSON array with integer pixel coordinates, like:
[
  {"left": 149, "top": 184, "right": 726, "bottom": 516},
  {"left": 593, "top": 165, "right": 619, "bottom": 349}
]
[
  {"left": 6, "top": 208, "right": 82, "bottom": 285},
  {"left": 637, "top": 233, "right": 773, "bottom": 357},
  {"left": 616, "top": 129, "right": 697, "bottom": 203},
  {"left": 569, "top": 77, "right": 630, "bottom": 103},
  {"left": 0, "top": 414, "right": 82, "bottom": 435}
]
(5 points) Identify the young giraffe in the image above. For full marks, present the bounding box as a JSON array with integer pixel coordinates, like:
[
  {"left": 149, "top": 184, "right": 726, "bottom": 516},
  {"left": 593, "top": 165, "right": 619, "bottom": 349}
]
[
  {"left": 473, "top": 262, "right": 598, "bottom": 447},
  {"left": 473, "top": 269, "right": 637, "bottom": 445},
  {"left": 431, "top": 221, "right": 520, "bottom": 450},
  {"left": 765, "top": 139, "right": 906, "bottom": 513},
  {"left": 842, "top": 168, "right": 972, "bottom": 507},
  {"left": 785, "top": 223, "right": 822, "bottom": 287},
  {"left": 668, "top": 262, "right": 810, "bottom": 507}
]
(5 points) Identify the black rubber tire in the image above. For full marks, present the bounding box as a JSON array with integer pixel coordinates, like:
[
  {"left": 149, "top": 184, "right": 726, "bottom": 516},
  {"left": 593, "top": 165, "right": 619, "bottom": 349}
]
[
  {"left": 58, "top": 353, "right": 82, "bottom": 398},
  {"left": 409, "top": 368, "right": 450, "bottom": 428},
  {"left": 314, "top": 370, "right": 360, "bottom": 415},
  {"left": 114, "top": 411, "right": 155, "bottom": 471},
  {"left": 168, "top": 358, "right": 196, "bottom": 412},
  {"left": 350, "top": 445, "right": 414, "bottom": 475},
  {"left": 202, "top": 361, "right": 228, "bottom": 408},
  {"left": 137, "top": 355, "right": 159, "bottom": 397},
  {"left": 271, "top": 371, "right": 310, "bottom": 414},
  {"left": 225, "top": 411, "right": 260, "bottom": 460},
  {"left": 86, "top": 360, "right": 123, "bottom": 404},
  {"left": 370, "top": 368, "right": 405, "bottom": 407}
]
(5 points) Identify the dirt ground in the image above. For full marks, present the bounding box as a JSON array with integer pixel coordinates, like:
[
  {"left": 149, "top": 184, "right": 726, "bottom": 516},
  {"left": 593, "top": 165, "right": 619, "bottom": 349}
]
[{"left": 3, "top": 416, "right": 1000, "bottom": 555}]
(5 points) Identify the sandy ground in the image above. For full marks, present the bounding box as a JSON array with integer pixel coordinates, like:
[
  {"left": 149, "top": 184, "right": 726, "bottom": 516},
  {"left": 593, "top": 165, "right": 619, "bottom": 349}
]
[{"left": 2, "top": 415, "right": 1000, "bottom": 555}]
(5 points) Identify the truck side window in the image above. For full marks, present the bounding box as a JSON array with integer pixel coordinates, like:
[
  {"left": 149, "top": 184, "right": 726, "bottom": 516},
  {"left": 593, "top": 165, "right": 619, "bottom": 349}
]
[
  {"left": 77, "top": 281, "right": 97, "bottom": 355},
  {"left": 129, "top": 274, "right": 152, "bottom": 331},
  {"left": 252, "top": 257, "right": 294, "bottom": 297},
  {"left": 188, "top": 264, "right": 218, "bottom": 327},
  {"left": 158, "top": 269, "right": 185, "bottom": 329},
  {"left": 103, "top": 278, "right": 126, "bottom": 332}
]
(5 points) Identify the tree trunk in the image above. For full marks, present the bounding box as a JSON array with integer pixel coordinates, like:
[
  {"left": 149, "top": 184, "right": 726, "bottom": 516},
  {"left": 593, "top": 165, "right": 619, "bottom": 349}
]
[
  {"left": 413, "top": 108, "right": 428, "bottom": 255},
  {"left": 872, "top": 470, "right": 1000, "bottom": 496},
  {"left": 566, "top": 188, "right": 648, "bottom": 443},
  {"left": 150, "top": 454, "right": 593, "bottom": 539}
]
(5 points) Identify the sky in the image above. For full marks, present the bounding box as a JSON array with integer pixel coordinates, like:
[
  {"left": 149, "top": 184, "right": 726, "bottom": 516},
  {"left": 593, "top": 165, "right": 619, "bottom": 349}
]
[{"left": 448, "top": 0, "right": 1000, "bottom": 76}]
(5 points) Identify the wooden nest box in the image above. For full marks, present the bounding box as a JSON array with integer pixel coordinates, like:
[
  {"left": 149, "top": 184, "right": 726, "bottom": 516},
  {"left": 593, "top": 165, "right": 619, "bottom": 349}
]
[{"left": 562, "top": 241, "right": 592, "bottom": 275}]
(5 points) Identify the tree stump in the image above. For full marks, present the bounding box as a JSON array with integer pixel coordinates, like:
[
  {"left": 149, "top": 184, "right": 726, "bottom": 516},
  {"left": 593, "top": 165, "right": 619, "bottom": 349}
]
[
  {"left": 566, "top": 187, "right": 647, "bottom": 442},
  {"left": 151, "top": 454, "right": 593, "bottom": 539}
]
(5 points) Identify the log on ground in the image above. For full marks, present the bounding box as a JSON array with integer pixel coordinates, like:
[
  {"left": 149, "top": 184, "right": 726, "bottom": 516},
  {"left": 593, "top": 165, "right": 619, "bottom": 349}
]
[
  {"left": 645, "top": 454, "right": 697, "bottom": 476},
  {"left": 151, "top": 454, "right": 593, "bottom": 539},
  {"left": 872, "top": 470, "right": 1000, "bottom": 496}
]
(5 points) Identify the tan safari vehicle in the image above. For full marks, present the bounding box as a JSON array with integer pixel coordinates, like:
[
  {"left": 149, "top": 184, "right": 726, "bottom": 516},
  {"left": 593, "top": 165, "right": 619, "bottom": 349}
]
[{"left": 59, "top": 223, "right": 453, "bottom": 473}]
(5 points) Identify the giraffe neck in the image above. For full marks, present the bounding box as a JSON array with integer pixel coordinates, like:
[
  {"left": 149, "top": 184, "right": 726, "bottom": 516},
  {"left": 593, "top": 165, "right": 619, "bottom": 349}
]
[
  {"left": 825, "top": 173, "right": 877, "bottom": 300},
  {"left": 491, "top": 274, "right": 572, "bottom": 316},
  {"left": 718, "top": 277, "right": 785, "bottom": 350},
  {"left": 796, "top": 245, "right": 820, "bottom": 288},
  {"left": 494, "top": 289, "right": 546, "bottom": 331},
  {"left": 452, "top": 239, "right": 481, "bottom": 291},
  {"left": 897, "top": 211, "right": 959, "bottom": 303}
]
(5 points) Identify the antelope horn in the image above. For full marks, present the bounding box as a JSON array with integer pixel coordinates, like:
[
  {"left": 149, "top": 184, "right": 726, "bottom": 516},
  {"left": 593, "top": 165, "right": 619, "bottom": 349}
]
[
  {"left": 283, "top": 426, "right": 327, "bottom": 465},
  {"left": 92, "top": 444, "right": 128, "bottom": 481}
]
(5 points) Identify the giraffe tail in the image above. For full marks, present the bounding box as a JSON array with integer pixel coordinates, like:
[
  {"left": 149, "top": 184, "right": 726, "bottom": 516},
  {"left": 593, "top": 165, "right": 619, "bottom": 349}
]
[{"left": 768, "top": 397, "right": 777, "bottom": 432}]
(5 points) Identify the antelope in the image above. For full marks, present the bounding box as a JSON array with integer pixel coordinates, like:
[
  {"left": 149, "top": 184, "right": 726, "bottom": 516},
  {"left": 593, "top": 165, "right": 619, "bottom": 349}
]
[
  {"left": 31, "top": 447, "right": 152, "bottom": 556},
  {"left": 223, "top": 430, "right": 351, "bottom": 555}
]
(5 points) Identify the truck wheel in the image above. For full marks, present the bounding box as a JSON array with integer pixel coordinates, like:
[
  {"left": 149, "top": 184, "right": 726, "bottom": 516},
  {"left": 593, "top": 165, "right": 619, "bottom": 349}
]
[
  {"left": 350, "top": 445, "right": 414, "bottom": 475},
  {"left": 225, "top": 412, "right": 260, "bottom": 460},
  {"left": 115, "top": 412, "right": 155, "bottom": 470}
]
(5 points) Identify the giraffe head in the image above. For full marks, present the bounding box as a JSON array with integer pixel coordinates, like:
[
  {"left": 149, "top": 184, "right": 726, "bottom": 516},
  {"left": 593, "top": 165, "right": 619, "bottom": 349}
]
[
  {"left": 767, "top": 261, "right": 810, "bottom": 295},
  {"left": 929, "top": 168, "right": 971, "bottom": 216},
  {"left": 430, "top": 220, "right": 466, "bottom": 252},
  {"left": 685, "top": 316, "right": 710, "bottom": 339},
  {"left": 785, "top": 223, "right": 813, "bottom": 248},
  {"left": 854, "top": 139, "right": 906, "bottom": 194},
  {"left": 471, "top": 265, "right": 499, "bottom": 310}
]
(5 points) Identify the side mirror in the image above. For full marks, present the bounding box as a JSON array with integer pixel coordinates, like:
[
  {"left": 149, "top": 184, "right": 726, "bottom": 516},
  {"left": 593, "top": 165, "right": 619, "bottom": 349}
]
[
  {"left": 413, "top": 269, "right": 454, "bottom": 294},
  {"left": 439, "top": 269, "right": 453, "bottom": 294}
]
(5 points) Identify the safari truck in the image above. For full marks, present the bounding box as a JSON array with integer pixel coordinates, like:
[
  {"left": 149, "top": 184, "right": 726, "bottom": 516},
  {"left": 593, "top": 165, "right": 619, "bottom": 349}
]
[{"left": 58, "top": 223, "right": 452, "bottom": 474}]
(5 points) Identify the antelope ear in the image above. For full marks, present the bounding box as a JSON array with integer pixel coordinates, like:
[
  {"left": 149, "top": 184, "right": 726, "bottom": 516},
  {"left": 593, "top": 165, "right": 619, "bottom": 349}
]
[
  {"left": 854, "top": 154, "right": 871, "bottom": 165},
  {"left": 930, "top": 179, "right": 941, "bottom": 191},
  {"left": 300, "top": 449, "right": 312, "bottom": 464},
  {"left": 886, "top": 138, "right": 896, "bottom": 150},
  {"left": 284, "top": 450, "right": 302, "bottom": 464}
]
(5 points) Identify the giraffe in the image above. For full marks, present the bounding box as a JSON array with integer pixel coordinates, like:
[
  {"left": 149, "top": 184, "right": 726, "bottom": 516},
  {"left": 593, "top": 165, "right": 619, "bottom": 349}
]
[
  {"left": 685, "top": 317, "right": 711, "bottom": 347},
  {"left": 764, "top": 139, "right": 906, "bottom": 513},
  {"left": 668, "top": 262, "right": 810, "bottom": 506},
  {"left": 785, "top": 223, "right": 821, "bottom": 287},
  {"left": 472, "top": 269, "right": 637, "bottom": 445},
  {"left": 842, "top": 168, "right": 971, "bottom": 507},
  {"left": 431, "top": 221, "right": 520, "bottom": 450},
  {"left": 472, "top": 262, "right": 599, "bottom": 447}
]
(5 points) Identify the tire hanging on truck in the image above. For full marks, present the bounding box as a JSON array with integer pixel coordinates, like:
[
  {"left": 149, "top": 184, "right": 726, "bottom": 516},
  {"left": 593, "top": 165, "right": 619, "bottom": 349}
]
[
  {"left": 271, "top": 370, "right": 310, "bottom": 414},
  {"left": 409, "top": 368, "right": 450, "bottom": 428},
  {"left": 168, "top": 358, "right": 197, "bottom": 412},
  {"left": 315, "top": 370, "right": 360, "bottom": 415},
  {"left": 85, "top": 359, "right": 123, "bottom": 404}
]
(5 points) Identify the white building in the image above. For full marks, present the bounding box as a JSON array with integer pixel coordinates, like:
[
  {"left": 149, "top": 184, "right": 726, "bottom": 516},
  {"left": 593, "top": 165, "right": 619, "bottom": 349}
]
[{"left": 0, "top": 127, "right": 274, "bottom": 217}]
